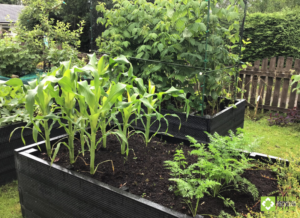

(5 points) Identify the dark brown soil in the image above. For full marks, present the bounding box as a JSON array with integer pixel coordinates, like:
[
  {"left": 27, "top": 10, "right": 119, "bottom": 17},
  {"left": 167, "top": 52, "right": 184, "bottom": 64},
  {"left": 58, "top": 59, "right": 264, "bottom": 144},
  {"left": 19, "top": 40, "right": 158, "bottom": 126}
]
[{"left": 40, "top": 133, "right": 279, "bottom": 218}]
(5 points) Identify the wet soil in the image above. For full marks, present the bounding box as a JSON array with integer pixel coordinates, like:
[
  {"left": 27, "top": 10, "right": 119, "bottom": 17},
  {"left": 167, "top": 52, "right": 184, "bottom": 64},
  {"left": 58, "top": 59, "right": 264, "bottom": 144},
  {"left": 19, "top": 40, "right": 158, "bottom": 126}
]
[{"left": 40, "top": 133, "right": 278, "bottom": 217}]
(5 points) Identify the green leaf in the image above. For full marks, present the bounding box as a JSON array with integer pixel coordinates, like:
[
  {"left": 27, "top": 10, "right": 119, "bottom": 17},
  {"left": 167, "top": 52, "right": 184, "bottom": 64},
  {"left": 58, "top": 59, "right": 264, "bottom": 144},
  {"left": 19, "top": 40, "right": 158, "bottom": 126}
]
[
  {"left": 176, "top": 19, "right": 185, "bottom": 32},
  {"left": 136, "top": 52, "right": 144, "bottom": 58},
  {"left": 157, "top": 43, "right": 164, "bottom": 52},
  {"left": 77, "top": 81, "right": 96, "bottom": 111},
  {"left": 51, "top": 143, "right": 61, "bottom": 166},
  {"left": 183, "top": 28, "right": 192, "bottom": 38},
  {"left": 33, "top": 121, "right": 40, "bottom": 143},
  {"left": 167, "top": 8, "right": 174, "bottom": 18},
  {"left": 5, "top": 78, "right": 23, "bottom": 87},
  {"left": 87, "top": 53, "right": 98, "bottom": 67},
  {"left": 123, "top": 30, "right": 131, "bottom": 38},
  {"left": 198, "top": 23, "right": 207, "bottom": 32},
  {"left": 100, "top": 83, "right": 127, "bottom": 112},
  {"left": 200, "top": 1, "right": 208, "bottom": 10}
]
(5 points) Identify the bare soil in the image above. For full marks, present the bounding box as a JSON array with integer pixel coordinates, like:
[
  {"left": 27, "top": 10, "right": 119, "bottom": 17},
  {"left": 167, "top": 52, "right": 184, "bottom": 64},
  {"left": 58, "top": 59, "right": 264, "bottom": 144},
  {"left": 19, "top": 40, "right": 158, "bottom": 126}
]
[{"left": 40, "top": 133, "right": 278, "bottom": 217}]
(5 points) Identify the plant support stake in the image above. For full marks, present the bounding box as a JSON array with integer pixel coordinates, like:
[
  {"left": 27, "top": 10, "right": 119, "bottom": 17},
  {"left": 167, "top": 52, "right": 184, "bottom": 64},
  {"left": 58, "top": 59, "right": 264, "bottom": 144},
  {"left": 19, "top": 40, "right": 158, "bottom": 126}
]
[
  {"left": 202, "top": 0, "right": 210, "bottom": 117},
  {"left": 234, "top": 0, "right": 248, "bottom": 101}
]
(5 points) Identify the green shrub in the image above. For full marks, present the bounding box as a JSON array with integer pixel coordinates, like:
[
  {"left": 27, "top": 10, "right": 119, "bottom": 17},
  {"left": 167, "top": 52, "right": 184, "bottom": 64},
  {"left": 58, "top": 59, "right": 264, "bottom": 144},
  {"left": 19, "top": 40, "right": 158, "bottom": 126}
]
[
  {"left": 0, "top": 38, "right": 39, "bottom": 76},
  {"left": 46, "top": 43, "right": 84, "bottom": 68},
  {"left": 96, "top": 0, "right": 244, "bottom": 112},
  {"left": 243, "top": 9, "right": 300, "bottom": 62}
]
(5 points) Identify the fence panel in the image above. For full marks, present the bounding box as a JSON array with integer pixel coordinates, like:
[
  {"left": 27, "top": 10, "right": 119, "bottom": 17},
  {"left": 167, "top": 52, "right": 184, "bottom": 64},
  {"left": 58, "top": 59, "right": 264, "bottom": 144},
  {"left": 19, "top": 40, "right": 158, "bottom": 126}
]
[{"left": 239, "top": 57, "right": 300, "bottom": 113}]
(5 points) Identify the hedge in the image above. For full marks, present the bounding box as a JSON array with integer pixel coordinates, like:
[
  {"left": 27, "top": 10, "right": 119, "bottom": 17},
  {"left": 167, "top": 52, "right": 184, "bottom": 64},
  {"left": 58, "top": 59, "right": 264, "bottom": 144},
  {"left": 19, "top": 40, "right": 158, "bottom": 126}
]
[{"left": 242, "top": 9, "right": 300, "bottom": 63}]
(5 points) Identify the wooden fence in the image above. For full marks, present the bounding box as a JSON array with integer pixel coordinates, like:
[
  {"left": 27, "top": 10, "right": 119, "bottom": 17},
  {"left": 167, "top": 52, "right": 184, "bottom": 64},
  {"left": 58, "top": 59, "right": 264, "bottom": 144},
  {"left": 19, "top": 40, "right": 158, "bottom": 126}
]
[{"left": 238, "top": 56, "right": 300, "bottom": 113}]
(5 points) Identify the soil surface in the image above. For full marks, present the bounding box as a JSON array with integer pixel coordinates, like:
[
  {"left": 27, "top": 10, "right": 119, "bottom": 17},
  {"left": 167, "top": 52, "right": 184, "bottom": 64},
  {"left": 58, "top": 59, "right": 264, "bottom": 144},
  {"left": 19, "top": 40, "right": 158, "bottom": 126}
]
[{"left": 40, "top": 133, "right": 279, "bottom": 217}]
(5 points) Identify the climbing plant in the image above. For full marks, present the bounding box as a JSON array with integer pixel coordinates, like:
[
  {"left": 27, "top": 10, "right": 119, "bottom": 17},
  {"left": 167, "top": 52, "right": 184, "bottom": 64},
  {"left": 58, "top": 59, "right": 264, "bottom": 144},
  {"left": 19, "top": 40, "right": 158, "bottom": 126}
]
[{"left": 96, "top": 0, "right": 245, "bottom": 113}]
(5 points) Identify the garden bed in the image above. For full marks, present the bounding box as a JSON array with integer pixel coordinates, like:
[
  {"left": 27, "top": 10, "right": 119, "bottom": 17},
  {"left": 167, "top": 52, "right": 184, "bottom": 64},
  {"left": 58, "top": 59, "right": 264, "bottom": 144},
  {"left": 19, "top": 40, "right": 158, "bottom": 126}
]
[
  {"left": 120, "top": 98, "right": 246, "bottom": 144},
  {"left": 0, "top": 120, "right": 63, "bottom": 186},
  {"left": 15, "top": 132, "right": 279, "bottom": 218}
]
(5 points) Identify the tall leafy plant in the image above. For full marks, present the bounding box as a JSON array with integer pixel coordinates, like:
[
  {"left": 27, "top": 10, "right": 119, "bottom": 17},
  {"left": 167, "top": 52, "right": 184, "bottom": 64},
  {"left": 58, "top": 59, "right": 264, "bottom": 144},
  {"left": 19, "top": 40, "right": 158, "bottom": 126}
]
[
  {"left": 96, "top": 0, "right": 244, "bottom": 113},
  {"left": 75, "top": 55, "right": 129, "bottom": 174},
  {"left": 133, "top": 79, "right": 185, "bottom": 146},
  {"left": 21, "top": 71, "right": 59, "bottom": 157},
  {"left": 114, "top": 91, "right": 141, "bottom": 156},
  {"left": 48, "top": 61, "right": 80, "bottom": 164},
  {"left": 12, "top": 0, "right": 85, "bottom": 74}
]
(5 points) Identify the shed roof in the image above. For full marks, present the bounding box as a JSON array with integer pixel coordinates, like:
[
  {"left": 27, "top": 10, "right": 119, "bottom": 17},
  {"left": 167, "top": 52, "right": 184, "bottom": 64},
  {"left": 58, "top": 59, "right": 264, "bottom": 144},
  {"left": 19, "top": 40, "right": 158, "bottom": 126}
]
[{"left": 0, "top": 4, "right": 25, "bottom": 23}]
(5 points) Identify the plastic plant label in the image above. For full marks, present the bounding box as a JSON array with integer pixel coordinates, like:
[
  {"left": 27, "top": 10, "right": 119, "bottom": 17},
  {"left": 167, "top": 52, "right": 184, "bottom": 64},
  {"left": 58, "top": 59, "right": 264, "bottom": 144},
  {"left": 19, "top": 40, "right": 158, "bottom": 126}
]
[{"left": 257, "top": 95, "right": 260, "bottom": 102}]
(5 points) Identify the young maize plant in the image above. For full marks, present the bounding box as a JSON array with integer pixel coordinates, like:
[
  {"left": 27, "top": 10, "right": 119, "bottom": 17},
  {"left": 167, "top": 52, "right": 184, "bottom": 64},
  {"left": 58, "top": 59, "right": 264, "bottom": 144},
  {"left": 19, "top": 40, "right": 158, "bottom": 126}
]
[
  {"left": 20, "top": 69, "right": 60, "bottom": 158},
  {"left": 133, "top": 78, "right": 184, "bottom": 146},
  {"left": 76, "top": 55, "right": 129, "bottom": 174},
  {"left": 51, "top": 61, "right": 79, "bottom": 164},
  {"left": 114, "top": 90, "right": 143, "bottom": 156}
]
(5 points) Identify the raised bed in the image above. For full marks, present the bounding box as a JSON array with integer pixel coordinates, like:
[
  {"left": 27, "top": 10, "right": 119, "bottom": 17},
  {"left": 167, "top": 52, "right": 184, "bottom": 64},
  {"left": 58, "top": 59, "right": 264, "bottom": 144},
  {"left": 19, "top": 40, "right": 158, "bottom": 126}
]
[
  {"left": 119, "top": 99, "right": 246, "bottom": 144},
  {"left": 0, "top": 120, "right": 63, "bottom": 186},
  {"left": 14, "top": 133, "right": 285, "bottom": 218},
  {"left": 15, "top": 135, "right": 193, "bottom": 218}
]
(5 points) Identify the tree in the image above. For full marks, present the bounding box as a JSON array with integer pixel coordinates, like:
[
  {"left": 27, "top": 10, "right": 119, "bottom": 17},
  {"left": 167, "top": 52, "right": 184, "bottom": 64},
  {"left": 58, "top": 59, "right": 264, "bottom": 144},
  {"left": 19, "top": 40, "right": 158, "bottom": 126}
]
[{"left": 8, "top": 0, "right": 85, "bottom": 73}]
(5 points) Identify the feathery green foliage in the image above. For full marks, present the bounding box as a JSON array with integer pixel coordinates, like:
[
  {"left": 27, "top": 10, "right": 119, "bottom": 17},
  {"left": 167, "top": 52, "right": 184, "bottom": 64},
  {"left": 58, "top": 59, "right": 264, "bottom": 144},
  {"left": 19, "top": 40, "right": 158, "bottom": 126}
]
[{"left": 165, "top": 130, "right": 260, "bottom": 216}]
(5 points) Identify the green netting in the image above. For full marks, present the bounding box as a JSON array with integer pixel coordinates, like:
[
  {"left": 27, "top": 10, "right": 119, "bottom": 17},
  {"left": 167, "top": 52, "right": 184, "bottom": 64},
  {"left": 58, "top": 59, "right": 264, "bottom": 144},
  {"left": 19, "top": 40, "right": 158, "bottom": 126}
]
[{"left": 0, "top": 70, "right": 46, "bottom": 85}]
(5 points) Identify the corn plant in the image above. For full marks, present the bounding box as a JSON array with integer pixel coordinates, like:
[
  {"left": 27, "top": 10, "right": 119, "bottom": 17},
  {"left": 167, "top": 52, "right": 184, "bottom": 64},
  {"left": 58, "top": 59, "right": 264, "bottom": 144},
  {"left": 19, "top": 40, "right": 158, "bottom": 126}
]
[
  {"left": 50, "top": 61, "right": 79, "bottom": 164},
  {"left": 75, "top": 54, "right": 134, "bottom": 150},
  {"left": 114, "top": 90, "right": 143, "bottom": 156},
  {"left": 75, "top": 55, "right": 129, "bottom": 174},
  {"left": 19, "top": 70, "right": 60, "bottom": 157},
  {"left": 77, "top": 80, "right": 128, "bottom": 174},
  {"left": 76, "top": 94, "right": 88, "bottom": 156},
  {"left": 133, "top": 79, "right": 185, "bottom": 146}
]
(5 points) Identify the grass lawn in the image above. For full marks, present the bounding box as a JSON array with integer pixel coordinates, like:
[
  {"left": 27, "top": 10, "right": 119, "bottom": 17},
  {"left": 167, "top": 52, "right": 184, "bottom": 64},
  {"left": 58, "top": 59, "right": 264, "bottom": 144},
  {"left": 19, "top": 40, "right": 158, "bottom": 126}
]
[
  {"left": 0, "top": 181, "right": 22, "bottom": 218},
  {"left": 1, "top": 111, "right": 299, "bottom": 217},
  {"left": 244, "top": 110, "right": 300, "bottom": 158}
]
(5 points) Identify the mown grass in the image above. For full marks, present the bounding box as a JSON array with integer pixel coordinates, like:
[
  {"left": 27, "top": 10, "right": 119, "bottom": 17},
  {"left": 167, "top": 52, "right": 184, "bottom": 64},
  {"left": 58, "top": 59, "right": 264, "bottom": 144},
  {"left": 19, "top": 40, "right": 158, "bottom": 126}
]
[
  {"left": 0, "top": 181, "right": 22, "bottom": 218},
  {"left": 244, "top": 109, "right": 300, "bottom": 158}
]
